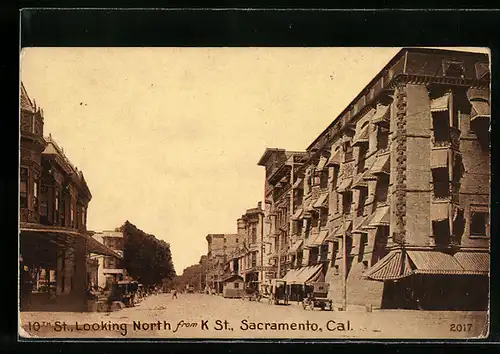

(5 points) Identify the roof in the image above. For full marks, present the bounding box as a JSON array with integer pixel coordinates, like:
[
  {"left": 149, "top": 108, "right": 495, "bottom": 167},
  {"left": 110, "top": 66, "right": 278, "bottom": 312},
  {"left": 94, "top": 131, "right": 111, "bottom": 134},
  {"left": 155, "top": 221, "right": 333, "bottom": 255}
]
[
  {"left": 306, "top": 48, "right": 490, "bottom": 152},
  {"left": 257, "top": 148, "right": 286, "bottom": 166},
  {"left": 20, "top": 82, "right": 35, "bottom": 113}
]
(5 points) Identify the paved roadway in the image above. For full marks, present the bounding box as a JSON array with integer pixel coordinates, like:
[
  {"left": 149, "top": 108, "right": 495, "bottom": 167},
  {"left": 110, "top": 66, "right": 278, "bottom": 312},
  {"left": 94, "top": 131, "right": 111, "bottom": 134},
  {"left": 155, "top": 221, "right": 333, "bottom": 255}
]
[{"left": 20, "top": 293, "right": 488, "bottom": 339}]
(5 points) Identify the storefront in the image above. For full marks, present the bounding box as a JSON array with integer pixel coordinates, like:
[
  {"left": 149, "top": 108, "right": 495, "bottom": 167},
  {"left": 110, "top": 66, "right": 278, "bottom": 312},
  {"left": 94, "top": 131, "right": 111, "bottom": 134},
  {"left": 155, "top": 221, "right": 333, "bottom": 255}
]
[
  {"left": 362, "top": 248, "right": 489, "bottom": 310},
  {"left": 20, "top": 224, "right": 121, "bottom": 312}
]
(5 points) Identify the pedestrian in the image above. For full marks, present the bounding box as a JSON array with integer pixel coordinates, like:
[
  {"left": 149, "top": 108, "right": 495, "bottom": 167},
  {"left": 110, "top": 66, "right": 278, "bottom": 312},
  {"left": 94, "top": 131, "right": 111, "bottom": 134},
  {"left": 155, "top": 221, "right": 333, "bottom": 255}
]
[{"left": 172, "top": 289, "right": 178, "bottom": 299}]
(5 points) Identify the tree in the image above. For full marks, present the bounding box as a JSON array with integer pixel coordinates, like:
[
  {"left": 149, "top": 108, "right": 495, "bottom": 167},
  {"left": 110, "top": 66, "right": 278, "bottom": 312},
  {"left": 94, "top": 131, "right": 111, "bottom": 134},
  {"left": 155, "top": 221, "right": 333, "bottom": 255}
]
[{"left": 119, "top": 221, "right": 176, "bottom": 287}]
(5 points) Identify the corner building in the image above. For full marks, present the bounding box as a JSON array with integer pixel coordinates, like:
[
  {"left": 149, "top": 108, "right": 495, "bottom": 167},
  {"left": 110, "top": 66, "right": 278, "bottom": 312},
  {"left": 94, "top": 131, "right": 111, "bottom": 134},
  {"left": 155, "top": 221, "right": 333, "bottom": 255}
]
[{"left": 262, "top": 49, "right": 490, "bottom": 310}]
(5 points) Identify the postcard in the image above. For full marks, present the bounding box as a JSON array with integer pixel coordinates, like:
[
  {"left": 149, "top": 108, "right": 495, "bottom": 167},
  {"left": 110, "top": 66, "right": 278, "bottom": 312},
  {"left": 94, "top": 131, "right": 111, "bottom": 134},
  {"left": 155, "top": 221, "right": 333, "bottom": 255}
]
[{"left": 19, "top": 47, "right": 490, "bottom": 340}]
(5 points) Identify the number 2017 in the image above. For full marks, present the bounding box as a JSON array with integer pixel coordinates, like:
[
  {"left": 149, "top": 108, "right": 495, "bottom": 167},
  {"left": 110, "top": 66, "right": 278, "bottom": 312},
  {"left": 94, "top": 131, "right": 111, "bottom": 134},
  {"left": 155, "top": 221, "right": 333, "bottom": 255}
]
[{"left": 450, "top": 324, "right": 472, "bottom": 331}]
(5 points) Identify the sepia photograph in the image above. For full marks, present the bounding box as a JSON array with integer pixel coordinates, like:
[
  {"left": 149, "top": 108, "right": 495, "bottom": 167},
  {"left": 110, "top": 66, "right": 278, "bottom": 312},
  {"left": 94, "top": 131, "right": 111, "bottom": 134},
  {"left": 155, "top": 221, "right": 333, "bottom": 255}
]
[{"left": 18, "top": 47, "right": 491, "bottom": 340}]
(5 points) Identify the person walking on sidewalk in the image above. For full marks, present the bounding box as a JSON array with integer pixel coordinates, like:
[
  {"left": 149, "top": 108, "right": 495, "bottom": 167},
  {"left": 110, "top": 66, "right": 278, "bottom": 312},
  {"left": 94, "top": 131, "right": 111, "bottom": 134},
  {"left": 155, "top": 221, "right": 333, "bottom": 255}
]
[{"left": 172, "top": 289, "right": 178, "bottom": 299}]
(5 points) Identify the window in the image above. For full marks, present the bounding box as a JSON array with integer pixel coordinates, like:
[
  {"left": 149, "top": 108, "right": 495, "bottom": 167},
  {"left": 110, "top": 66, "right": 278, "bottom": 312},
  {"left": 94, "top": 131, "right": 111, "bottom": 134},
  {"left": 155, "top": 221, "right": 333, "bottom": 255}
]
[
  {"left": 81, "top": 206, "right": 85, "bottom": 225},
  {"left": 443, "top": 60, "right": 465, "bottom": 78},
  {"left": 432, "top": 168, "right": 450, "bottom": 199},
  {"left": 377, "top": 125, "right": 389, "bottom": 151},
  {"left": 309, "top": 247, "right": 319, "bottom": 265},
  {"left": 294, "top": 188, "right": 304, "bottom": 207},
  {"left": 344, "top": 142, "right": 354, "bottom": 162},
  {"left": 320, "top": 245, "right": 329, "bottom": 261},
  {"left": 33, "top": 181, "right": 38, "bottom": 211},
  {"left": 223, "top": 238, "right": 226, "bottom": 243},
  {"left": 357, "top": 188, "right": 368, "bottom": 216},
  {"left": 432, "top": 219, "right": 450, "bottom": 246},
  {"left": 470, "top": 211, "right": 488, "bottom": 237},
  {"left": 234, "top": 282, "right": 239, "bottom": 289},
  {"left": 320, "top": 170, "right": 329, "bottom": 189},
  {"left": 342, "top": 191, "right": 353, "bottom": 215},
  {"left": 60, "top": 196, "right": 66, "bottom": 226},
  {"left": 357, "top": 144, "right": 368, "bottom": 173},
  {"left": 251, "top": 253, "right": 257, "bottom": 268},
  {"left": 433, "top": 111, "right": 450, "bottom": 143},
  {"left": 375, "top": 175, "right": 389, "bottom": 204},
  {"left": 236, "top": 238, "right": 239, "bottom": 243},
  {"left": 251, "top": 225, "right": 257, "bottom": 244},
  {"left": 331, "top": 167, "right": 339, "bottom": 190},
  {"left": 70, "top": 204, "right": 74, "bottom": 227},
  {"left": 320, "top": 210, "right": 328, "bottom": 227},
  {"left": 20, "top": 167, "right": 28, "bottom": 208}
]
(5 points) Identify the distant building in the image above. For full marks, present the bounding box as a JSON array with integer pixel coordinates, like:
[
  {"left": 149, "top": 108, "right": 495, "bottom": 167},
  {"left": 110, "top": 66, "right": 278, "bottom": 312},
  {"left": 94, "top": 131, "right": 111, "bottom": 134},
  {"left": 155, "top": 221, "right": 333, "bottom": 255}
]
[
  {"left": 206, "top": 233, "right": 238, "bottom": 294},
  {"left": 91, "top": 231, "right": 125, "bottom": 288}
]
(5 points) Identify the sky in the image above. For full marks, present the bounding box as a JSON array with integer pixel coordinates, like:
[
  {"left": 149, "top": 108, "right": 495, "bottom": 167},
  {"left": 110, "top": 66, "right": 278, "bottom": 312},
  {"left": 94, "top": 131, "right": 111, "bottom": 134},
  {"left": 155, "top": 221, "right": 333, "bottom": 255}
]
[{"left": 20, "top": 47, "right": 488, "bottom": 273}]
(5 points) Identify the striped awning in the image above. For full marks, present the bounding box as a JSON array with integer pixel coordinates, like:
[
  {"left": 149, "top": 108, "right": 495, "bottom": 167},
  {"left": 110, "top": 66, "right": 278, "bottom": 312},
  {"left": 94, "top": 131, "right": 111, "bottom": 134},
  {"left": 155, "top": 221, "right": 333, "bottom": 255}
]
[
  {"left": 316, "top": 155, "right": 328, "bottom": 171},
  {"left": 310, "top": 230, "right": 329, "bottom": 247},
  {"left": 293, "top": 178, "right": 303, "bottom": 189},
  {"left": 470, "top": 99, "right": 491, "bottom": 121},
  {"left": 352, "top": 216, "right": 370, "bottom": 234},
  {"left": 287, "top": 239, "right": 303, "bottom": 255},
  {"left": 291, "top": 208, "right": 303, "bottom": 221},
  {"left": 326, "top": 150, "right": 341, "bottom": 167},
  {"left": 369, "top": 206, "right": 390, "bottom": 227},
  {"left": 352, "top": 124, "right": 370, "bottom": 146},
  {"left": 370, "top": 153, "right": 390, "bottom": 175},
  {"left": 352, "top": 171, "right": 369, "bottom": 189},
  {"left": 453, "top": 252, "right": 490, "bottom": 275},
  {"left": 313, "top": 193, "right": 329, "bottom": 208},
  {"left": 362, "top": 250, "right": 490, "bottom": 281},
  {"left": 430, "top": 93, "right": 451, "bottom": 112},
  {"left": 372, "top": 104, "right": 390, "bottom": 125},
  {"left": 361, "top": 250, "right": 412, "bottom": 281},
  {"left": 337, "top": 178, "right": 352, "bottom": 193},
  {"left": 407, "top": 251, "right": 463, "bottom": 275},
  {"left": 431, "top": 148, "right": 449, "bottom": 169}
]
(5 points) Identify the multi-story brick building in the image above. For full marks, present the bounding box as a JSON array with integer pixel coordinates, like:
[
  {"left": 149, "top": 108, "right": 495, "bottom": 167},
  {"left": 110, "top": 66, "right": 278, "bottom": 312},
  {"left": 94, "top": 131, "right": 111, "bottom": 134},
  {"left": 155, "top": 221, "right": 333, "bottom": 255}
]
[
  {"left": 206, "top": 233, "right": 238, "bottom": 293},
  {"left": 259, "top": 48, "right": 490, "bottom": 310},
  {"left": 19, "top": 82, "right": 121, "bottom": 311}
]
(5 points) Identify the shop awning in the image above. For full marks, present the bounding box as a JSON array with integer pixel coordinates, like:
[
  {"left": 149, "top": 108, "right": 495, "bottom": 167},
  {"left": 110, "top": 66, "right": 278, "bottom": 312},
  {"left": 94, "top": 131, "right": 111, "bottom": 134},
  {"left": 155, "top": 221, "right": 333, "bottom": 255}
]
[
  {"left": 310, "top": 230, "right": 329, "bottom": 247},
  {"left": 291, "top": 208, "right": 303, "bottom": 220},
  {"left": 316, "top": 156, "right": 328, "bottom": 171},
  {"left": 430, "top": 93, "right": 451, "bottom": 112},
  {"left": 431, "top": 148, "right": 449, "bottom": 169},
  {"left": 368, "top": 206, "right": 390, "bottom": 227},
  {"left": 352, "top": 124, "right": 370, "bottom": 146},
  {"left": 296, "top": 264, "right": 323, "bottom": 284},
  {"left": 20, "top": 223, "right": 122, "bottom": 258},
  {"left": 313, "top": 193, "right": 329, "bottom": 208},
  {"left": 431, "top": 203, "right": 449, "bottom": 222},
  {"left": 470, "top": 99, "right": 491, "bottom": 122},
  {"left": 326, "top": 150, "right": 341, "bottom": 167},
  {"left": 282, "top": 268, "right": 301, "bottom": 282},
  {"left": 352, "top": 171, "right": 369, "bottom": 189},
  {"left": 288, "top": 240, "right": 303, "bottom": 255},
  {"left": 337, "top": 178, "right": 352, "bottom": 193},
  {"left": 370, "top": 153, "right": 390, "bottom": 176},
  {"left": 326, "top": 224, "right": 341, "bottom": 241},
  {"left": 362, "top": 249, "right": 490, "bottom": 281},
  {"left": 361, "top": 250, "right": 413, "bottom": 281},
  {"left": 407, "top": 251, "right": 463, "bottom": 275},
  {"left": 372, "top": 104, "right": 390, "bottom": 125},
  {"left": 453, "top": 252, "right": 490, "bottom": 275},
  {"left": 292, "top": 178, "right": 303, "bottom": 189}
]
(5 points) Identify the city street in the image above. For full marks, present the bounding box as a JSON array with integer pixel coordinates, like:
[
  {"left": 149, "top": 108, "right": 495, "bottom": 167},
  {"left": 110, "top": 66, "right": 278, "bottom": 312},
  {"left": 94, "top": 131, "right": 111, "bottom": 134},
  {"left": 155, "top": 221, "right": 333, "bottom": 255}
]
[{"left": 20, "top": 293, "right": 489, "bottom": 339}]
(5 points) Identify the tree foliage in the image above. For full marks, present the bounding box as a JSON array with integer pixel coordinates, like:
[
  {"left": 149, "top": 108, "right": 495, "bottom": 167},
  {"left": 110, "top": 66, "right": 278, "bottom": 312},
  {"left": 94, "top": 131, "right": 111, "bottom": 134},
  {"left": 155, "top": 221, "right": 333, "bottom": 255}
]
[
  {"left": 174, "top": 256, "right": 209, "bottom": 292},
  {"left": 119, "top": 220, "right": 176, "bottom": 287}
]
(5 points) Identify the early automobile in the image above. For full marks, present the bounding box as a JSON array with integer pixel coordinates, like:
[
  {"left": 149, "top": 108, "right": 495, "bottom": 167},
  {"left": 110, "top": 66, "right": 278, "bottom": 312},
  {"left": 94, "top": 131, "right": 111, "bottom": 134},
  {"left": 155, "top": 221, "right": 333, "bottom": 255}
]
[
  {"left": 302, "top": 282, "right": 333, "bottom": 311},
  {"left": 268, "top": 279, "right": 289, "bottom": 305}
]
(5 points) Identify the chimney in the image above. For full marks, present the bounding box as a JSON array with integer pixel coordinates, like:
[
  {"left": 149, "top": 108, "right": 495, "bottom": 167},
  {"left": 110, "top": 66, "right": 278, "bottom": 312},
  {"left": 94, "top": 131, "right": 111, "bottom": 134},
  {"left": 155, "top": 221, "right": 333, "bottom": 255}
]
[{"left": 257, "top": 201, "right": 262, "bottom": 210}]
